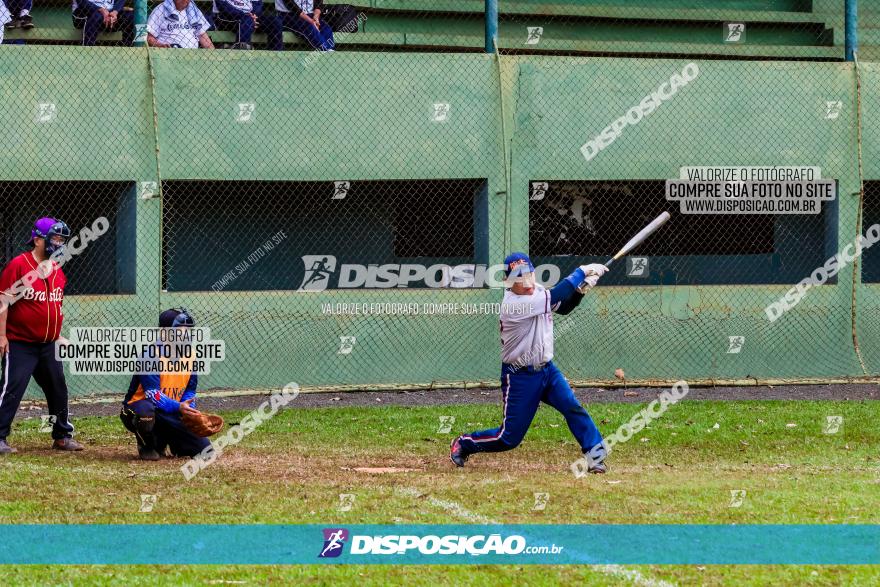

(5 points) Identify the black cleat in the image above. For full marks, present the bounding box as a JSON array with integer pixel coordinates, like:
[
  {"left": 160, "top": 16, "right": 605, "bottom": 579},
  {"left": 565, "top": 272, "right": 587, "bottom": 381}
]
[
  {"left": 19, "top": 15, "right": 33, "bottom": 29},
  {"left": 0, "top": 439, "right": 17, "bottom": 454},
  {"left": 450, "top": 436, "right": 468, "bottom": 467},
  {"left": 138, "top": 447, "right": 161, "bottom": 461},
  {"left": 5, "top": 19, "right": 19, "bottom": 30}
]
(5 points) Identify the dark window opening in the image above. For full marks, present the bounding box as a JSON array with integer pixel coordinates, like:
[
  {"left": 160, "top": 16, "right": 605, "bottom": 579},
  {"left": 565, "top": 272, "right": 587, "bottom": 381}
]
[
  {"left": 162, "top": 179, "right": 487, "bottom": 291},
  {"left": 861, "top": 181, "right": 880, "bottom": 283},
  {"left": 0, "top": 181, "right": 136, "bottom": 295},
  {"left": 529, "top": 180, "right": 833, "bottom": 286}
]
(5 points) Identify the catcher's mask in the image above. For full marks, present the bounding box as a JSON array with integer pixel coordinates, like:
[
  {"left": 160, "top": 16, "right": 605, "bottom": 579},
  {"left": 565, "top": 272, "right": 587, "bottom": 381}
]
[
  {"left": 159, "top": 307, "right": 195, "bottom": 328},
  {"left": 29, "top": 218, "right": 71, "bottom": 257}
]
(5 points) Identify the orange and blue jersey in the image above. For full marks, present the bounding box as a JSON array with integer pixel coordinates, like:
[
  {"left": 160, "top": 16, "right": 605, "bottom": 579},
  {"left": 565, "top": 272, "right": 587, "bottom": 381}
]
[{"left": 125, "top": 363, "right": 198, "bottom": 413}]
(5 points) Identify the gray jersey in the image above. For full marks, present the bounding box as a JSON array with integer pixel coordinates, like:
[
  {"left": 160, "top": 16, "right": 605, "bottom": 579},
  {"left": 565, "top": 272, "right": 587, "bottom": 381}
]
[{"left": 500, "top": 284, "right": 556, "bottom": 367}]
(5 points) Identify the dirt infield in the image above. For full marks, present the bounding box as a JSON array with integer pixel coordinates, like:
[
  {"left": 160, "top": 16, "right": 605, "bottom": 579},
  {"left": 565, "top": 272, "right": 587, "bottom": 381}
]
[{"left": 13, "top": 383, "right": 880, "bottom": 421}]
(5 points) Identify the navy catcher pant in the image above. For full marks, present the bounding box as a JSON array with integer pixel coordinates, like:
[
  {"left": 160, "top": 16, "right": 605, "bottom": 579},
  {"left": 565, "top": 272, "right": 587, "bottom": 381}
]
[
  {"left": 458, "top": 361, "right": 603, "bottom": 455},
  {"left": 0, "top": 340, "right": 75, "bottom": 441},
  {"left": 120, "top": 399, "right": 209, "bottom": 457}
]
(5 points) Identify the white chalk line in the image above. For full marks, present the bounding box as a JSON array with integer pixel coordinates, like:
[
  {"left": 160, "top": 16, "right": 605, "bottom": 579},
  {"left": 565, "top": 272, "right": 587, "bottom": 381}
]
[{"left": 394, "top": 486, "right": 675, "bottom": 587}]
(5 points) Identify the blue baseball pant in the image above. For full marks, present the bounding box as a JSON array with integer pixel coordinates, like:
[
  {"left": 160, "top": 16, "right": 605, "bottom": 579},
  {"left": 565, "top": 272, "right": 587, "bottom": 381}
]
[
  {"left": 458, "top": 362, "right": 603, "bottom": 455},
  {"left": 280, "top": 12, "right": 334, "bottom": 51},
  {"left": 214, "top": 2, "right": 283, "bottom": 50}
]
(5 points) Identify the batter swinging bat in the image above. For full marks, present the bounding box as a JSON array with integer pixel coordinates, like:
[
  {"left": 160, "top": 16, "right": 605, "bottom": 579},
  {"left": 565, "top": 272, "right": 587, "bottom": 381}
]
[{"left": 603, "top": 211, "right": 671, "bottom": 269}]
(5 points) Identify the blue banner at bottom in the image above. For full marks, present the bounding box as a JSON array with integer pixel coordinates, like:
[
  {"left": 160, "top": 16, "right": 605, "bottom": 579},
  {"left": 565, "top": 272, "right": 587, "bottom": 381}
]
[{"left": 0, "top": 525, "right": 876, "bottom": 564}]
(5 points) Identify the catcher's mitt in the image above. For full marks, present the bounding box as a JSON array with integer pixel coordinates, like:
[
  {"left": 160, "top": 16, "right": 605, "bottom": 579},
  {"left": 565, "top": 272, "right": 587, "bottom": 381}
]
[{"left": 182, "top": 411, "right": 224, "bottom": 437}]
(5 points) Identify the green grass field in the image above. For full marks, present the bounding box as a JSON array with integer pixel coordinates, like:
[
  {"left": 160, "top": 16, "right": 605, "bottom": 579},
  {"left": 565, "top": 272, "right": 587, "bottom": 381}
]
[{"left": 1, "top": 397, "right": 878, "bottom": 585}]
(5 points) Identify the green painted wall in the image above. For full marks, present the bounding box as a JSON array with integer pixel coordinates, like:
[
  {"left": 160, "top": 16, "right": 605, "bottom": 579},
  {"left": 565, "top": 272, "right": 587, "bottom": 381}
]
[{"left": 1, "top": 46, "right": 878, "bottom": 394}]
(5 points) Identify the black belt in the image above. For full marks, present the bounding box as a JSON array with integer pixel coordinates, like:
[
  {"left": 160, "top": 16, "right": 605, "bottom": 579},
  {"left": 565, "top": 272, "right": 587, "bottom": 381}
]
[{"left": 504, "top": 361, "right": 549, "bottom": 373}]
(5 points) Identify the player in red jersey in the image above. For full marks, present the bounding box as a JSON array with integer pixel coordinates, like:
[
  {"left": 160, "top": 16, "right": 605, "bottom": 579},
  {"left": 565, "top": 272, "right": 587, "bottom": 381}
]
[{"left": 0, "top": 217, "right": 85, "bottom": 454}]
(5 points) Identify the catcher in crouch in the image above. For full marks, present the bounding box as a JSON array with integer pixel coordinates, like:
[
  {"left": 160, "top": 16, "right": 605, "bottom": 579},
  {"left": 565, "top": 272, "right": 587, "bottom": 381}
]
[{"left": 120, "top": 308, "right": 211, "bottom": 461}]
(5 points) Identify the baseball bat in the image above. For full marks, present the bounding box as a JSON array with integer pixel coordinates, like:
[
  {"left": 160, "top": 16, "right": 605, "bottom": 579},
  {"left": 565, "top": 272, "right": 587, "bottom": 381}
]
[{"left": 604, "top": 211, "right": 671, "bottom": 268}]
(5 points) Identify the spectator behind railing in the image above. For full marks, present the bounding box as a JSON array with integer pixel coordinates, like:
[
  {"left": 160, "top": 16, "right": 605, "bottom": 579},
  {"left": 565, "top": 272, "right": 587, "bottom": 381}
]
[
  {"left": 147, "top": 0, "right": 214, "bottom": 48},
  {"left": 73, "top": 0, "right": 135, "bottom": 46},
  {"left": 3, "top": 0, "right": 33, "bottom": 31},
  {"left": 212, "top": 0, "right": 283, "bottom": 51},
  {"left": 0, "top": 1, "right": 9, "bottom": 44},
  {"left": 277, "top": 0, "right": 334, "bottom": 51}
]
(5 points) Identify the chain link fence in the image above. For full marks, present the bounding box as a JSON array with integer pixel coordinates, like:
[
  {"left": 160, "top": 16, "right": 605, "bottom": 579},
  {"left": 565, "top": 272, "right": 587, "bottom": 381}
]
[{"left": 0, "top": 1, "right": 877, "bottom": 395}]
